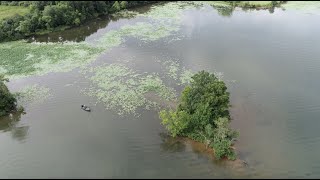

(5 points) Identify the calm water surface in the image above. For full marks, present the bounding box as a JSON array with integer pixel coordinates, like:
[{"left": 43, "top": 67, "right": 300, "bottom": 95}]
[{"left": 1, "top": 2, "right": 320, "bottom": 178}]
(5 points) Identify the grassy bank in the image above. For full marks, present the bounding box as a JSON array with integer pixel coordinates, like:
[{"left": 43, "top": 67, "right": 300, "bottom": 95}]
[{"left": 0, "top": 5, "right": 29, "bottom": 20}]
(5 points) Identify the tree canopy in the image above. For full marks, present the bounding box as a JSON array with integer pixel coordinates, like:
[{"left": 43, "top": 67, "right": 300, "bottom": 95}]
[
  {"left": 160, "top": 70, "right": 238, "bottom": 160},
  {"left": 0, "top": 1, "right": 158, "bottom": 42},
  {"left": 0, "top": 75, "right": 17, "bottom": 117}
]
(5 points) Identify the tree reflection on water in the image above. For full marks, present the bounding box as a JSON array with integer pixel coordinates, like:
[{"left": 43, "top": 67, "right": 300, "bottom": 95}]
[
  {"left": 159, "top": 133, "right": 186, "bottom": 153},
  {"left": 0, "top": 111, "right": 29, "bottom": 142}
]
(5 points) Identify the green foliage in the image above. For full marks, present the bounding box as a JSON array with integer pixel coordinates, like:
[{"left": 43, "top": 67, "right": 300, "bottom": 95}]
[
  {"left": 0, "top": 75, "right": 17, "bottom": 116},
  {"left": 110, "top": 1, "right": 121, "bottom": 13},
  {"left": 211, "top": 117, "right": 238, "bottom": 160},
  {"left": 0, "top": 2, "right": 201, "bottom": 81},
  {"left": 0, "top": 41, "right": 102, "bottom": 79},
  {"left": 120, "top": 1, "right": 128, "bottom": 9},
  {"left": 159, "top": 70, "right": 238, "bottom": 160},
  {"left": 0, "top": 1, "right": 158, "bottom": 42},
  {"left": 160, "top": 110, "right": 190, "bottom": 137},
  {"left": 0, "top": 5, "right": 29, "bottom": 20},
  {"left": 226, "top": 1, "right": 283, "bottom": 10},
  {"left": 200, "top": 1, "right": 285, "bottom": 17},
  {"left": 0, "top": 14, "right": 25, "bottom": 41},
  {"left": 178, "top": 71, "right": 231, "bottom": 122}
]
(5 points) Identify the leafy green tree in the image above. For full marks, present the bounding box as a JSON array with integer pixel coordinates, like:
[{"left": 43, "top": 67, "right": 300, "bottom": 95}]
[
  {"left": 0, "top": 1, "right": 159, "bottom": 42},
  {"left": 211, "top": 117, "right": 238, "bottom": 160},
  {"left": 0, "top": 75, "right": 17, "bottom": 117},
  {"left": 110, "top": 1, "right": 121, "bottom": 13},
  {"left": 160, "top": 110, "right": 190, "bottom": 137},
  {"left": 120, "top": 1, "right": 128, "bottom": 9},
  {"left": 159, "top": 71, "right": 238, "bottom": 160},
  {"left": 178, "top": 70, "right": 230, "bottom": 125}
]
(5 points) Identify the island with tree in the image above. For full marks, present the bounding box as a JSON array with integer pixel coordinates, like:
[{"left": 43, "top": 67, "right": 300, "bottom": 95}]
[{"left": 160, "top": 71, "right": 238, "bottom": 160}]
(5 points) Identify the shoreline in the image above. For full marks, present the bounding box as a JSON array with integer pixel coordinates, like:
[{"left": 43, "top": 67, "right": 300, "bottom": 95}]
[{"left": 162, "top": 133, "right": 248, "bottom": 168}]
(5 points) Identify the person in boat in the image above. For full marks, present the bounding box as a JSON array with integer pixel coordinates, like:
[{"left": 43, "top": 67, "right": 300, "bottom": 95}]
[{"left": 81, "top": 105, "right": 91, "bottom": 111}]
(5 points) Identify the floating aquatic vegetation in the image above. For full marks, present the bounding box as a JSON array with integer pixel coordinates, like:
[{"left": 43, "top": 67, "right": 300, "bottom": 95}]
[
  {"left": 15, "top": 84, "right": 52, "bottom": 107},
  {"left": 0, "top": 41, "right": 103, "bottom": 80},
  {"left": 0, "top": 2, "right": 228, "bottom": 118},
  {"left": 82, "top": 63, "right": 145, "bottom": 115},
  {"left": 160, "top": 58, "right": 195, "bottom": 86},
  {"left": 179, "top": 68, "right": 195, "bottom": 85},
  {"left": 96, "top": 30, "right": 123, "bottom": 49},
  {"left": 138, "top": 74, "right": 177, "bottom": 101},
  {"left": 82, "top": 63, "right": 177, "bottom": 116},
  {"left": 195, "top": 1, "right": 233, "bottom": 8},
  {"left": 111, "top": 9, "right": 140, "bottom": 18},
  {"left": 97, "top": 2, "right": 202, "bottom": 46},
  {"left": 97, "top": 21, "right": 178, "bottom": 47},
  {"left": 80, "top": 53, "right": 200, "bottom": 116},
  {"left": 214, "top": 71, "right": 224, "bottom": 81},
  {"left": 139, "top": 2, "right": 192, "bottom": 22},
  {"left": 162, "top": 59, "right": 180, "bottom": 80},
  {"left": 281, "top": 1, "right": 320, "bottom": 14},
  {"left": 123, "top": 22, "right": 177, "bottom": 41},
  {"left": 0, "top": 2, "right": 205, "bottom": 81}
]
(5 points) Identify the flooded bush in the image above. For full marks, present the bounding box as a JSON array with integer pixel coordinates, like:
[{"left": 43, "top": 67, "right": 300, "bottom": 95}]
[
  {"left": 160, "top": 71, "right": 238, "bottom": 160},
  {"left": 0, "top": 75, "right": 17, "bottom": 117}
]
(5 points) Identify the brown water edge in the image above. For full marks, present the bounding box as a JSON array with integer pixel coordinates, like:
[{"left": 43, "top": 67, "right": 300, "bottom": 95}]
[
  {"left": 160, "top": 133, "right": 249, "bottom": 177},
  {"left": 145, "top": 91, "right": 249, "bottom": 172}
]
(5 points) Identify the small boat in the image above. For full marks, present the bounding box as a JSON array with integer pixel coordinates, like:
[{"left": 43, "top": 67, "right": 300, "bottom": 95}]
[{"left": 81, "top": 105, "right": 91, "bottom": 112}]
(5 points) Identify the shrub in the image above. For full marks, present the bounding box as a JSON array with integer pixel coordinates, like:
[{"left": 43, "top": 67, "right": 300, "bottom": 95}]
[
  {"left": 160, "top": 71, "right": 238, "bottom": 160},
  {"left": 0, "top": 75, "right": 17, "bottom": 116}
]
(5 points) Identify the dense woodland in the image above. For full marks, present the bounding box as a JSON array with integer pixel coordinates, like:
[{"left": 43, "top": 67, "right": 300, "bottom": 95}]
[{"left": 0, "top": 1, "right": 158, "bottom": 42}]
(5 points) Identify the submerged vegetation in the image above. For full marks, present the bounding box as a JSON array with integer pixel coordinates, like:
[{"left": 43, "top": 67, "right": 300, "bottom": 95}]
[
  {"left": 15, "top": 84, "right": 52, "bottom": 107},
  {"left": 160, "top": 71, "right": 238, "bottom": 160}
]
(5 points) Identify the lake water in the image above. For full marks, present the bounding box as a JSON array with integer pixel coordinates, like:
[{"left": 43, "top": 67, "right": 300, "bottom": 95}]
[{"left": 1, "top": 2, "right": 320, "bottom": 178}]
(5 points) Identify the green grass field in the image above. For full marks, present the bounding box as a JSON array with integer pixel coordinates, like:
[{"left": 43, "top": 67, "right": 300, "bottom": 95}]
[{"left": 0, "top": 5, "right": 30, "bottom": 20}]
